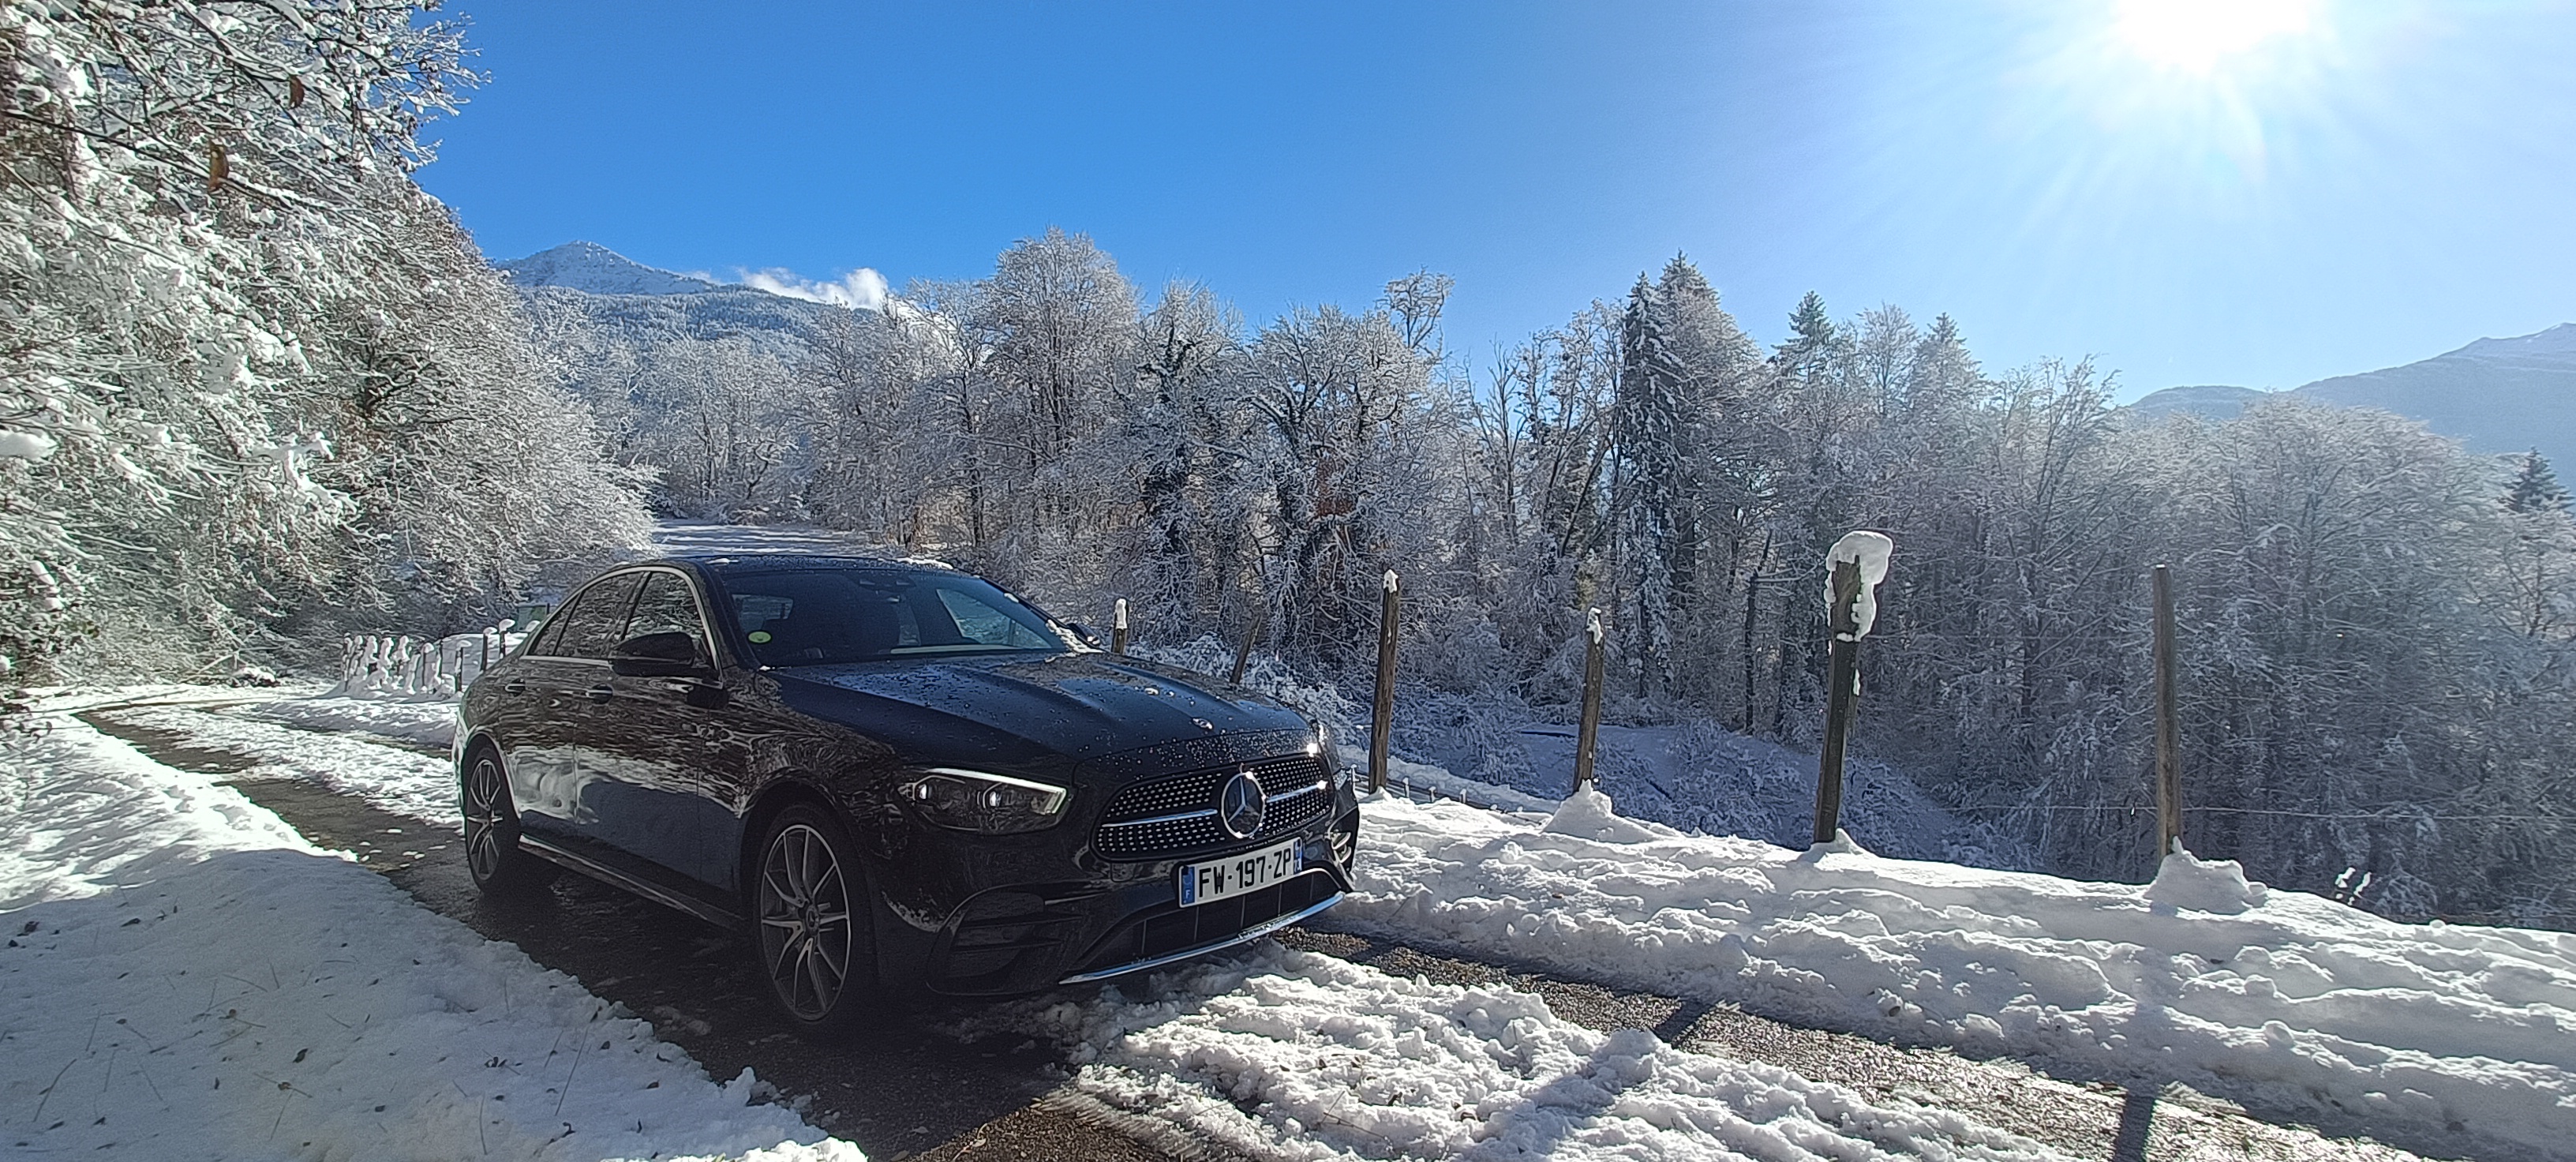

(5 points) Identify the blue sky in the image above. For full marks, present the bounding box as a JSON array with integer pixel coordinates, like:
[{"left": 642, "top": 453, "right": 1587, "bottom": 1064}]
[{"left": 418, "top": 1, "right": 2576, "bottom": 399}]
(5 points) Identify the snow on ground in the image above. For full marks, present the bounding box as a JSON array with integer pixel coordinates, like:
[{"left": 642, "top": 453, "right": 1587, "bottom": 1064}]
[
  {"left": 92, "top": 686, "right": 2576, "bottom": 1158},
  {"left": 980, "top": 946, "right": 2074, "bottom": 1162},
  {"left": 650, "top": 521, "right": 892, "bottom": 557},
  {"left": 238, "top": 687, "right": 464, "bottom": 752},
  {"left": 95, "top": 700, "right": 458, "bottom": 824},
  {"left": 1138, "top": 636, "right": 2025, "bottom": 869},
  {"left": 1337, "top": 788, "right": 2576, "bottom": 1161},
  {"left": 0, "top": 714, "right": 863, "bottom": 1161},
  {"left": 1478, "top": 724, "right": 2020, "bottom": 868}
]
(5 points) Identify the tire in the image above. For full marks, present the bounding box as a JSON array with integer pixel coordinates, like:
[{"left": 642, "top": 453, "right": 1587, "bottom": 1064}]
[
  {"left": 752, "top": 804, "right": 878, "bottom": 1038},
  {"left": 461, "top": 748, "right": 559, "bottom": 898}
]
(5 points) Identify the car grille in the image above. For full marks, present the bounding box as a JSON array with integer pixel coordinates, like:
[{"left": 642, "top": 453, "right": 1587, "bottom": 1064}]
[{"left": 1093, "top": 752, "right": 1333, "bottom": 860}]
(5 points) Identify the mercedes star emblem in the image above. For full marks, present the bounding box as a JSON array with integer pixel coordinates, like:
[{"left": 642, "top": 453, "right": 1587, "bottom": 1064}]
[{"left": 1216, "top": 770, "right": 1266, "bottom": 840}]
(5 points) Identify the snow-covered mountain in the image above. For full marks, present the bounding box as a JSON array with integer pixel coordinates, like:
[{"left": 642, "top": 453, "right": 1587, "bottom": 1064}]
[
  {"left": 496, "top": 240, "right": 721, "bottom": 296},
  {"left": 2297, "top": 322, "right": 2576, "bottom": 463},
  {"left": 2128, "top": 322, "right": 2576, "bottom": 465},
  {"left": 496, "top": 242, "right": 833, "bottom": 364},
  {"left": 2119, "top": 383, "right": 2267, "bottom": 423}
]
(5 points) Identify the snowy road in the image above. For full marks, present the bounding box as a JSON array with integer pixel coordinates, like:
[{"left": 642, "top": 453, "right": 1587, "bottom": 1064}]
[
  {"left": 31, "top": 690, "right": 2473, "bottom": 1160},
  {"left": 71, "top": 705, "right": 1156, "bottom": 1162}
]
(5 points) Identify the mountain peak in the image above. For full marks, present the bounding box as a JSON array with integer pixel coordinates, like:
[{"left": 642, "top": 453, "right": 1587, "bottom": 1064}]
[
  {"left": 2293, "top": 320, "right": 2576, "bottom": 467},
  {"left": 2122, "top": 384, "right": 2272, "bottom": 423},
  {"left": 496, "top": 242, "right": 719, "bottom": 297},
  {"left": 2447, "top": 321, "right": 2576, "bottom": 365}
]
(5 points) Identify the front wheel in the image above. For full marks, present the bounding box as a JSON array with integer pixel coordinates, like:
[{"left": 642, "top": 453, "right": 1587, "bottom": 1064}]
[
  {"left": 754, "top": 804, "right": 878, "bottom": 1037},
  {"left": 462, "top": 748, "right": 558, "bottom": 898}
]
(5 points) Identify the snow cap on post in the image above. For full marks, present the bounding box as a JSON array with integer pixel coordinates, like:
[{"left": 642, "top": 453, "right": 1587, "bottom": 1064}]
[
  {"left": 0, "top": 429, "right": 58, "bottom": 461},
  {"left": 1113, "top": 597, "right": 1128, "bottom": 630},
  {"left": 1384, "top": 568, "right": 1399, "bottom": 594},
  {"left": 1825, "top": 530, "right": 1895, "bottom": 639},
  {"left": 1587, "top": 606, "right": 1604, "bottom": 643}
]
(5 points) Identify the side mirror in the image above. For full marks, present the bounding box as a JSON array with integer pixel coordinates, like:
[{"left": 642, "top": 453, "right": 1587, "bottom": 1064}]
[{"left": 609, "top": 632, "right": 706, "bottom": 678}]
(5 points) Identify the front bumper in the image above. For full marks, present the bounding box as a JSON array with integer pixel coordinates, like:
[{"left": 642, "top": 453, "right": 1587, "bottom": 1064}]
[
  {"left": 900, "top": 804, "right": 1357, "bottom": 995},
  {"left": 1059, "top": 883, "right": 1342, "bottom": 984}
]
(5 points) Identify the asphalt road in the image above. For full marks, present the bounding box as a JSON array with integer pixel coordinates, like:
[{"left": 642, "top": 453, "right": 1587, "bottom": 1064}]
[{"left": 81, "top": 708, "right": 2432, "bottom": 1162}]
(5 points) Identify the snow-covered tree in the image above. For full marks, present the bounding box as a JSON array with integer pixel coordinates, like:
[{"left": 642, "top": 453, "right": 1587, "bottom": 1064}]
[{"left": 0, "top": 2, "right": 646, "bottom": 678}]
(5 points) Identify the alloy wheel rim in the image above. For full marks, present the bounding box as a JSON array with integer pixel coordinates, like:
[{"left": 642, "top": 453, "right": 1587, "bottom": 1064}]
[
  {"left": 758, "top": 823, "right": 852, "bottom": 1021},
  {"left": 465, "top": 757, "right": 507, "bottom": 880}
]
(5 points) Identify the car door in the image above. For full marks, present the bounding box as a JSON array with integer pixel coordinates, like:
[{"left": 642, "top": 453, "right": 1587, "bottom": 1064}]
[
  {"left": 576, "top": 568, "right": 752, "bottom": 894},
  {"left": 503, "top": 572, "right": 643, "bottom": 842}
]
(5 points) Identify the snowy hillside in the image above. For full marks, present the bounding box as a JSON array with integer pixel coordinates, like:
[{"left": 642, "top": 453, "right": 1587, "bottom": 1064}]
[
  {"left": 2297, "top": 321, "right": 2576, "bottom": 465},
  {"left": 2117, "top": 383, "right": 2268, "bottom": 423},
  {"left": 2127, "top": 321, "right": 2576, "bottom": 466},
  {"left": 500, "top": 243, "right": 839, "bottom": 447},
  {"left": 1140, "top": 636, "right": 2030, "bottom": 872},
  {"left": 499, "top": 241, "right": 837, "bottom": 363},
  {"left": 496, "top": 240, "right": 721, "bottom": 295},
  {"left": 519, "top": 283, "right": 825, "bottom": 358}
]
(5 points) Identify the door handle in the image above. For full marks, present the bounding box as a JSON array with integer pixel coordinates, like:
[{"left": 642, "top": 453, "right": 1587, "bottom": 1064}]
[
  {"left": 504, "top": 680, "right": 528, "bottom": 695},
  {"left": 585, "top": 684, "right": 614, "bottom": 703}
]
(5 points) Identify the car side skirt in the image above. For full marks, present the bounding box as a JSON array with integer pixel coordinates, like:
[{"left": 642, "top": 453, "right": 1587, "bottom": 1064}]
[
  {"left": 518, "top": 834, "right": 744, "bottom": 932},
  {"left": 1054, "top": 892, "right": 1342, "bottom": 985}
]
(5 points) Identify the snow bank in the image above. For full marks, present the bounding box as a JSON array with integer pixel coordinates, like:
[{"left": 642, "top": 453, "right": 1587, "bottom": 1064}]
[
  {"left": 97, "top": 702, "right": 457, "bottom": 823},
  {"left": 0, "top": 718, "right": 863, "bottom": 1161},
  {"left": 1365, "top": 749, "right": 1560, "bottom": 816},
  {"left": 1337, "top": 790, "right": 2576, "bottom": 1160},
  {"left": 237, "top": 693, "right": 463, "bottom": 752},
  {"left": 993, "top": 946, "right": 2071, "bottom": 1161}
]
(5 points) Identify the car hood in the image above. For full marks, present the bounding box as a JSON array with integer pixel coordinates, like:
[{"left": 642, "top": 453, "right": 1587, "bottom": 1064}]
[{"left": 766, "top": 651, "right": 1311, "bottom": 774}]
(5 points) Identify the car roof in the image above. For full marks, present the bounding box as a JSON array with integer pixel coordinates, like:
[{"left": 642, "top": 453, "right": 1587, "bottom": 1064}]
[{"left": 653, "top": 553, "right": 959, "bottom": 576}]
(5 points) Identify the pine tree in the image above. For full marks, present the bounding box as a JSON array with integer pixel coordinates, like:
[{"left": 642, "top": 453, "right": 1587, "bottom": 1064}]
[
  {"left": 1613, "top": 276, "right": 1694, "bottom": 697},
  {"left": 2504, "top": 449, "right": 2570, "bottom": 514},
  {"left": 1775, "top": 290, "right": 1840, "bottom": 379}
]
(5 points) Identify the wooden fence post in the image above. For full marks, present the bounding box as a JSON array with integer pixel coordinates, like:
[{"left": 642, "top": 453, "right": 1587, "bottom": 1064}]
[
  {"left": 2153, "top": 563, "right": 2184, "bottom": 858},
  {"left": 1367, "top": 570, "right": 1399, "bottom": 793},
  {"left": 1574, "top": 607, "right": 1605, "bottom": 793},
  {"left": 1814, "top": 557, "right": 1863, "bottom": 845},
  {"left": 1111, "top": 598, "right": 1129, "bottom": 656},
  {"left": 1811, "top": 531, "right": 1893, "bottom": 847},
  {"left": 1228, "top": 602, "right": 1267, "bottom": 687}
]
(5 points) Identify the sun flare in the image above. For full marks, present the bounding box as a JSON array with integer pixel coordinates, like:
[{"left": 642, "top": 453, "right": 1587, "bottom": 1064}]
[{"left": 2115, "top": 0, "right": 2316, "bottom": 72}]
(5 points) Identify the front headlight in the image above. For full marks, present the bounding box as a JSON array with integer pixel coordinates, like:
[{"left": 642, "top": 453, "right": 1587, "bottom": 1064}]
[
  {"left": 900, "top": 768, "right": 1069, "bottom": 834},
  {"left": 1307, "top": 719, "right": 1349, "bottom": 788}
]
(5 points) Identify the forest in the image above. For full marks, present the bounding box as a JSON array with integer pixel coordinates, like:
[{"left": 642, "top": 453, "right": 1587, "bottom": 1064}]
[{"left": 7, "top": 2, "right": 2573, "bottom": 930}]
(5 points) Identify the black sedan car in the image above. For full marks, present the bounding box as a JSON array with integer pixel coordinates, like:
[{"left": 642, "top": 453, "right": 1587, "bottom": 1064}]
[{"left": 454, "top": 553, "right": 1358, "bottom": 1035}]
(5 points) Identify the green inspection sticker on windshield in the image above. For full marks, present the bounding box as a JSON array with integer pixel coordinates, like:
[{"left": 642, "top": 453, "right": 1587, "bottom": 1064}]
[{"left": 747, "top": 631, "right": 772, "bottom": 643}]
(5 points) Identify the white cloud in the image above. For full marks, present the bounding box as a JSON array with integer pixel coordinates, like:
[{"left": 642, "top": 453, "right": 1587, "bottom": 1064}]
[{"left": 734, "top": 266, "right": 889, "bottom": 311}]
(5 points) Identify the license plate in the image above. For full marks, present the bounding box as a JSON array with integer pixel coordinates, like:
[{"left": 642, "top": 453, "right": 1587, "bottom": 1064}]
[{"left": 1177, "top": 838, "right": 1301, "bottom": 907}]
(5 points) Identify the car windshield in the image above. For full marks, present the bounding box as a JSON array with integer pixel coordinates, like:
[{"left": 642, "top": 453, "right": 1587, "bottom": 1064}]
[{"left": 717, "top": 567, "right": 1066, "bottom": 666}]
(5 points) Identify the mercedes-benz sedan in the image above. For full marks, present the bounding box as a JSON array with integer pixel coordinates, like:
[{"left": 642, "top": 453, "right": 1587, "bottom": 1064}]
[{"left": 455, "top": 553, "right": 1358, "bottom": 1035}]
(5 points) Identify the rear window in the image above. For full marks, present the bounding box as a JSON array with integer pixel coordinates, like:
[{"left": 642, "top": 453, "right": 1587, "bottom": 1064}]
[{"left": 718, "top": 568, "right": 1064, "bottom": 666}]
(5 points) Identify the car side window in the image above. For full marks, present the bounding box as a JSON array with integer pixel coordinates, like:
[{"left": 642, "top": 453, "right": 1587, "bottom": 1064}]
[
  {"left": 533, "top": 573, "right": 644, "bottom": 660},
  {"left": 623, "top": 572, "right": 710, "bottom": 664}
]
